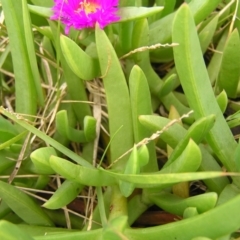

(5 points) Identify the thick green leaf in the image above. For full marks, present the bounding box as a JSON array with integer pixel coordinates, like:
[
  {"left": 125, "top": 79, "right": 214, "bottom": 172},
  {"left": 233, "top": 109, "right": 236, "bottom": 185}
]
[
  {"left": 22, "top": 0, "right": 44, "bottom": 105},
  {"left": 60, "top": 35, "right": 100, "bottom": 80},
  {"left": 0, "top": 107, "right": 92, "bottom": 168},
  {"left": 49, "top": 155, "right": 234, "bottom": 188},
  {"left": 183, "top": 207, "right": 199, "bottom": 218},
  {"left": 60, "top": 49, "right": 92, "bottom": 125},
  {"left": 0, "top": 181, "right": 54, "bottom": 226},
  {"left": 33, "top": 229, "right": 102, "bottom": 240},
  {"left": 18, "top": 224, "right": 79, "bottom": 237},
  {"left": 149, "top": 0, "right": 222, "bottom": 62},
  {"left": 129, "top": 65, "right": 154, "bottom": 142},
  {"left": 131, "top": 19, "right": 162, "bottom": 98},
  {"left": 157, "top": 74, "right": 178, "bottom": 98},
  {"left": 139, "top": 115, "right": 229, "bottom": 193},
  {"left": 160, "top": 139, "right": 202, "bottom": 175},
  {"left": 216, "top": 90, "right": 228, "bottom": 113},
  {"left": 199, "top": 147, "right": 229, "bottom": 194},
  {"left": 35, "top": 195, "right": 240, "bottom": 240},
  {"left": 28, "top": 5, "right": 52, "bottom": 18},
  {"left": 129, "top": 65, "right": 158, "bottom": 172},
  {"left": 49, "top": 156, "right": 116, "bottom": 186},
  {"left": 95, "top": 24, "right": 134, "bottom": 168},
  {"left": 150, "top": 192, "right": 217, "bottom": 216},
  {"left": 119, "top": 145, "right": 149, "bottom": 197},
  {"left": 30, "top": 147, "right": 57, "bottom": 174},
  {"left": 43, "top": 180, "right": 83, "bottom": 209},
  {"left": 33, "top": 175, "right": 50, "bottom": 190},
  {"left": 125, "top": 193, "right": 240, "bottom": 239},
  {"left": 172, "top": 4, "right": 239, "bottom": 179},
  {"left": 217, "top": 184, "right": 240, "bottom": 206},
  {"left": 56, "top": 110, "right": 96, "bottom": 143},
  {"left": 208, "top": 29, "right": 228, "bottom": 85},
  {"left": 0, "top": 220, "right": 34, "bottom": 240},
  {"left": 0, "top": 131, "right": 27, "bottom": 150},
  {"left": 217, "top": 29, "right": 240, "bottom": 98},
  {"left": 131, "top": 19, "right": 193, "bottom": 123},
  {"left": 2, "top": 0, "right": 37, "bottom": 117},
  {"left": 118, "top": 7, "right": 163, "bottom": 22},
  {"left": 158, "top": 0, "right": 176, "bottom": 18},
  {"left": 198, "top": 14, "right": 219, "bottom": 53},
  {"left": 139, "top": 115, "right": 215, "bottom": 164},
  {"left": 166, "top": 115, "right": 216, "bottom": 166},
  {"left": 31, "top": 0, "right": 53, "bottom": 7}
]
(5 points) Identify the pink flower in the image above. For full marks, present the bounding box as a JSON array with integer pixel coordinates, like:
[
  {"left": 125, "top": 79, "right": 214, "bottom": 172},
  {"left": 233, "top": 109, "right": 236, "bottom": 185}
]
[{"left": 51, "top": 0, "right": 120, "bottom": 34}]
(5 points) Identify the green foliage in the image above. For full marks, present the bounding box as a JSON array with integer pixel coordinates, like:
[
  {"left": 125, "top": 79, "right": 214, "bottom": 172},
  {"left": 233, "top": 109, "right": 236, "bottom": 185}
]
[
  {"left": 172, "top": 4, "right": 239, "bottom": 178},
  {"left": 60, "top": 35, "right": 100, "bottom": 80},
  {"left": 1, "top": 0, "right": 240, "bottom": 239},
  {"left": 0, "top": 181, "right": 53, "bottom": 226}
]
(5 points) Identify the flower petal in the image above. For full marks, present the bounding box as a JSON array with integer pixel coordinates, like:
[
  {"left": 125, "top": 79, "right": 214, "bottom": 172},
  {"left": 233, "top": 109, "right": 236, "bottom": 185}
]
[{"left": 50, "top": 0, "right": 120, "bottom": 34}]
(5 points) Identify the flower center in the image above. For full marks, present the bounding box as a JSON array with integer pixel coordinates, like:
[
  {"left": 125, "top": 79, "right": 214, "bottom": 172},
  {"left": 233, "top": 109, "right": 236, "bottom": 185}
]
[{"left": 78, "top": 0, "right": 99, "bottom": 14}]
